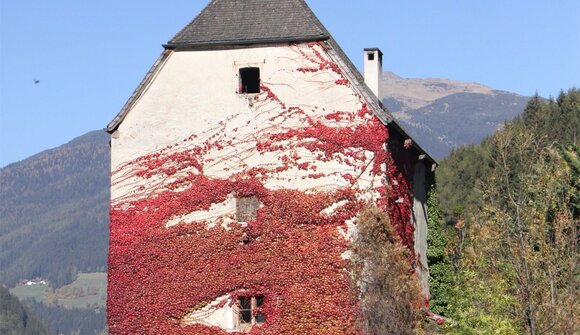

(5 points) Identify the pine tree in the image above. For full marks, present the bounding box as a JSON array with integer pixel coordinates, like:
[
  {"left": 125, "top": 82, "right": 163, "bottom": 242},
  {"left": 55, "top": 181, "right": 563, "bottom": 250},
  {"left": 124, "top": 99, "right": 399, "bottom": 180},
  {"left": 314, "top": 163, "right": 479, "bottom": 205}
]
[
  {"left": 425, "top": 188, "right": 455, "bottom": 316},
  {"left": 0, "top": 287, "right": 50, "bottom": 335},
  {"left": 440, "top": 88, "right": 579, "bottom": 335}
]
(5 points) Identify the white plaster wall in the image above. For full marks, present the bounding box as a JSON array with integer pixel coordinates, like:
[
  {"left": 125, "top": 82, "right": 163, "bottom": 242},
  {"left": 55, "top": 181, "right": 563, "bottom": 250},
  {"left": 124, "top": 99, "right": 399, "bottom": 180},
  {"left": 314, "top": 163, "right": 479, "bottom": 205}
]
[
  {"left": 164, "top": 194, "right": 237, "bottom": 228},
  {"left": 111, "top": 43, "right": 383, "bottom": 203},
  {"left": 182, "top": 295, "right": 236, "bottom": 331}
]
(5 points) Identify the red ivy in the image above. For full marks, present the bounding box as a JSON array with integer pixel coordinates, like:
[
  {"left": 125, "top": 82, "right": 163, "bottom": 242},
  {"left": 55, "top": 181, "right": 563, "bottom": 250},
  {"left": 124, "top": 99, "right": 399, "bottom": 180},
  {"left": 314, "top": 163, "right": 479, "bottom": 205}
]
[{"left": 108, "top": 42, "right": 415, "bottom": 334}]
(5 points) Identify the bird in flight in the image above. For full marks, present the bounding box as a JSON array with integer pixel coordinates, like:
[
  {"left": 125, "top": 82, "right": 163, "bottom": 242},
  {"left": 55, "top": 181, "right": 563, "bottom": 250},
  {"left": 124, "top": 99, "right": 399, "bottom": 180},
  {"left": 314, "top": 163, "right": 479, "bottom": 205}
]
[{"left": 34, "top": 79, "right": 40, "bottom": 84}]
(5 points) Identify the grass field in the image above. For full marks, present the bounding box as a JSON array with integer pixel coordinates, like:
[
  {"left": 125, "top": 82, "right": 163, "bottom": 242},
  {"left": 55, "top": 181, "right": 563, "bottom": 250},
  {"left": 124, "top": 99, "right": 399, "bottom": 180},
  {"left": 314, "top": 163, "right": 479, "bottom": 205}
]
[
  {"left": 9, "top": 283, "right": 47, "bottom": 302},
  {"left": 9, "top": 272, "right": 107, "bottom": 309}
]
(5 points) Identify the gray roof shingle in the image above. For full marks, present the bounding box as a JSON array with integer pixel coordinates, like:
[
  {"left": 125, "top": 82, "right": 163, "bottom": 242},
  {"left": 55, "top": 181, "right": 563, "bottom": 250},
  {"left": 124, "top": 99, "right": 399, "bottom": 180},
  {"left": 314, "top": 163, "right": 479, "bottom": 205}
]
[{"left": 166, "top": 0, "right": 328, "bottom": 48}]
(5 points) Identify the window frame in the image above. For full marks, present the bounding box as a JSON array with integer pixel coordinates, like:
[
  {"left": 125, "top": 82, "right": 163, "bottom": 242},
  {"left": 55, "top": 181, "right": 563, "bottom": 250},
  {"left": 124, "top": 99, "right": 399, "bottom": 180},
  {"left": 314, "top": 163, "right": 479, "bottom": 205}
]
[
  {"left": 238, "top": 67, "right": 261, "bottom": 94},
  {"left": 235, "top": 295, "right": 265, "bottom": 330},
  {"left": 235, "top": 196, "right": 260, "bottom": 222}
]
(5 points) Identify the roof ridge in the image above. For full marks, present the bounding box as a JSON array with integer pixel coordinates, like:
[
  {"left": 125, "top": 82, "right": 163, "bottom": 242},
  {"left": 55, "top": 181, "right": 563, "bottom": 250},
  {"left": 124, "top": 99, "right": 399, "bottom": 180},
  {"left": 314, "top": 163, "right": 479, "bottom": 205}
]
[
  {"left": 165, "top": 0, "right": 328, "bottom": 48},
  {"left": 167, "top": 0, "right": 215, "bottom": 45}
]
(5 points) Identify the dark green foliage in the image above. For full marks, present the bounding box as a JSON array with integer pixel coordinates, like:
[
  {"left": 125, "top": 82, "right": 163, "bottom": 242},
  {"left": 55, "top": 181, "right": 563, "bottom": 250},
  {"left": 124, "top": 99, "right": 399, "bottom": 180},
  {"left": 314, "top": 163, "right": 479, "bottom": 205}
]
[
  {"left": 436, "top": 143, "right": 492, "bottom": 217},
  {"left": 0, "top": 286, "right": 50, "bottom": 335},
  {"left": 523, "top": 89, "right": 580, "bottom": 146},
  {"left": 25, "top": 300, "right": 106, "bottom": 335},
  {"left": 555, "top": 89, "right": 580, "bottom": 145},
  {"left": 521, "top": 94, "right": 550, "bottom": 129},
  {"left": 425, "top": 188, "right": 454, "bottom": 316},
  {"left": 437, "top": 88, "right": 580, "bottom": 334},
  {"left": 0, "top": 131, "right": 110, "bottom": 287},
  {"left": 561, "top": 145, "right": 580, "bottom": 218}
]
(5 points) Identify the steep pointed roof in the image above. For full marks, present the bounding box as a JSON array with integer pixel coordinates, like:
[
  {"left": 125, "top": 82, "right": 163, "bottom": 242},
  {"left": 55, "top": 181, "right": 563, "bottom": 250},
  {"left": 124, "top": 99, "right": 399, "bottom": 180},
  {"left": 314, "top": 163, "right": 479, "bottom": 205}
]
[
  {"left": 107, "top": 0, "right": 436, "bottom": 164},
  {"left": 165, "top": 0, "right": 328, "bottom": 48}
]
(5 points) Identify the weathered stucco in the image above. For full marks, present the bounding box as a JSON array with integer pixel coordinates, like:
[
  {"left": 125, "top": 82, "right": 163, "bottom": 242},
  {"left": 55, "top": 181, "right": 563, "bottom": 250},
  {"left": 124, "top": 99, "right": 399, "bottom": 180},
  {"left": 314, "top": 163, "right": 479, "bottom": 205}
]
[
  {"left": 108, "top": 41, "right": 430, "bottom": 334},
  {"left": 111, "top": 43, "right": 384, "bottom": 202},
  {"left": 181, "top": 295, "right": 237, "bottom": 330}
]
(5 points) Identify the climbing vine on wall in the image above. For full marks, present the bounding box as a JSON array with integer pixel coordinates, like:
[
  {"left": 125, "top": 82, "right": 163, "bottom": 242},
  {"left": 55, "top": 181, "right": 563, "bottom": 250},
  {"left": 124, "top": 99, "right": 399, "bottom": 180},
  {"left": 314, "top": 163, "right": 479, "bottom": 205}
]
[{"left": 108, "top": 42, "right": 415, "bottom": 334}]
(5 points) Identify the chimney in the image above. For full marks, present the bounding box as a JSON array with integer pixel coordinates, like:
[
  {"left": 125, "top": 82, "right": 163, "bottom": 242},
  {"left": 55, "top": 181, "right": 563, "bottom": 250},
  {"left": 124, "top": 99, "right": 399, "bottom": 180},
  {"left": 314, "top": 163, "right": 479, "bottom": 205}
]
[{"left": 363, "top": 48, "right": 383, "bottom": 98}]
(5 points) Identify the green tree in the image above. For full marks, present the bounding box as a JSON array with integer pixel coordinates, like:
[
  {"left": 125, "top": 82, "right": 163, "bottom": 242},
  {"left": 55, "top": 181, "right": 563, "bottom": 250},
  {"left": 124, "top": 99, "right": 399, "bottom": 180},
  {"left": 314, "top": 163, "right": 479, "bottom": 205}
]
[
  {"left": 436, "top": 143, "right": 491, "bottom": 218},
  {"left": 522, "top": 88, "right": 579, "bottom": 146},
  {"left": 444, "top": 262, "right": 520, "bottom": 335},
  {"left": 439, "top": 88, "right": 579, "bottom": 335},
  {"left": 0, "top": 287, "right": 50, "bottom": 335},
  {"left": 446, "top": 122, "right": 578, "bottom": 335},
  {"left": 475, "top": 125, "right": 577, "bottom": 334},
  {"left": 426, "top": 188, "right": 455, "bottom": 316},
  {"left": 561, "top": 145, "right": 579, "bottom": 218}
]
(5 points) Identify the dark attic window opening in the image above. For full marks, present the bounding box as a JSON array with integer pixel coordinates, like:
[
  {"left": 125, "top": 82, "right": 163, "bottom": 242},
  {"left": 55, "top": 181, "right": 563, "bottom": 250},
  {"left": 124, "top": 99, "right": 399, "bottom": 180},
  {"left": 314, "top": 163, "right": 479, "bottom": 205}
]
[
  {"left": 239, "top": 67, "right": 260, "bottom": 94},
  {"left": 236, "top": 196, "right": 260, "bottom": 222},
  {"left": 237, "top": 295, "right": 265, "bottom": 329},
  {"left": 367, "top": 53, "right": 375, "bottom": 61}
]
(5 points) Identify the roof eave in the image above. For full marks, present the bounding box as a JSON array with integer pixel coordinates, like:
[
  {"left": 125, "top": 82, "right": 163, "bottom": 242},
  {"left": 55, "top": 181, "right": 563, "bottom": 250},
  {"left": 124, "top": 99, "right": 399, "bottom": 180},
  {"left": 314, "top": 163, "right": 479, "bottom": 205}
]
[
  {"left": 319, "top": 38, "right": 437, "bottom": 165},
  {"left": 164, "top": 35, "right": 329, "bottom": 50},
  {"left": 388, "top": 119, "right": 438, "bottom": 166},
  {"left": 106, "top": 49, "right": 173, "bottom": 134}
]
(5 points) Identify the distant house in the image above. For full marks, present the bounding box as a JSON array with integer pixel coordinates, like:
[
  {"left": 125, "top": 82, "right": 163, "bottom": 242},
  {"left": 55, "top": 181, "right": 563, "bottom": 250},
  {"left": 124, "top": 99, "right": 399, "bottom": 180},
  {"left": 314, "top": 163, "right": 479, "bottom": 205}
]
[
  {"left": 106, "top": 0, "right": 435, "bottom": 333},
  {"left": 24, "top": 279, "right": 46, "bottom": 286}
]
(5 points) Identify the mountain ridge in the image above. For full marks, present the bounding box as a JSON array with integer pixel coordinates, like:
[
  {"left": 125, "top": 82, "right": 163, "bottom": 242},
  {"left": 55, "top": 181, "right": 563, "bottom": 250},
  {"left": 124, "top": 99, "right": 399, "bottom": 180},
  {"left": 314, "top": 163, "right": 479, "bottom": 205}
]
[{"left": 381, "top": 71, "right": 530, "bottom": 158}]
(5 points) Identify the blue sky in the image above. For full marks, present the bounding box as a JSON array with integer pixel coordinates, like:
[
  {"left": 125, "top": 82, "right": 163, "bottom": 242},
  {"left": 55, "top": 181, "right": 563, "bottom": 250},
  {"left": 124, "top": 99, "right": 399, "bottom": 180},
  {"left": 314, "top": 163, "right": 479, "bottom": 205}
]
[{"left": 1, "top": 0, "right": 579, "bottom": 167}]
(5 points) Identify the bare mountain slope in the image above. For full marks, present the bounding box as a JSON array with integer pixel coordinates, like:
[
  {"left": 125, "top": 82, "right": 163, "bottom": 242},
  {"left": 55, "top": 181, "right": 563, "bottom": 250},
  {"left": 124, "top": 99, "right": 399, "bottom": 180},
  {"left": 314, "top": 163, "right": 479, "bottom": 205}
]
[{"left": 381, "top": 71, "right": 497, "bottom": 111}]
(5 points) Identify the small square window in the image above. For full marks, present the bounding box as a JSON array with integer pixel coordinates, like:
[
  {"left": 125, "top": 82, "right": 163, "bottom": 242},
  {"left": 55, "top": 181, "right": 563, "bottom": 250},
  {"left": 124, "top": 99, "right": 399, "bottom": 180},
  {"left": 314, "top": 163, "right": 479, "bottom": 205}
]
[
  {"left": 236, "top": 196, "right": 260, "bottom": 222},
  {"left": 239, "top": 67, "right": 260, "bottom": 94},
  {"left": 367, "top": 53, "right": 375, "bottom": 61}
]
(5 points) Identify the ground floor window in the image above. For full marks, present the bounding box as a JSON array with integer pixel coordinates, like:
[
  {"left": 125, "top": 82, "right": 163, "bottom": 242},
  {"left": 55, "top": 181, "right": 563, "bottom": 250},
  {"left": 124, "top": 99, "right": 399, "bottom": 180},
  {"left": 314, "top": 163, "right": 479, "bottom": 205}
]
[{"left": 236, "top": 295, "right": 265, "bottom": 329}]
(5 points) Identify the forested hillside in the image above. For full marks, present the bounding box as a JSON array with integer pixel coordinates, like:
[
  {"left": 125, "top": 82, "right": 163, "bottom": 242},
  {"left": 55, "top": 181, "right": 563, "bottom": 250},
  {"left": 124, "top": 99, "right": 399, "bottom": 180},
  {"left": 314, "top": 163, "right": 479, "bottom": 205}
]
[
  {"left": 0, "top": 287, "right": 50, "bottom": 335},
  {"left": 25, "top": 300, "right": 106, "bottom": 335},
  {"left": 0, "top": 130, "right": 110, "bottom": 287},
  {"left": 428, "top": 88, "right": 579, "bottom": 334}
]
